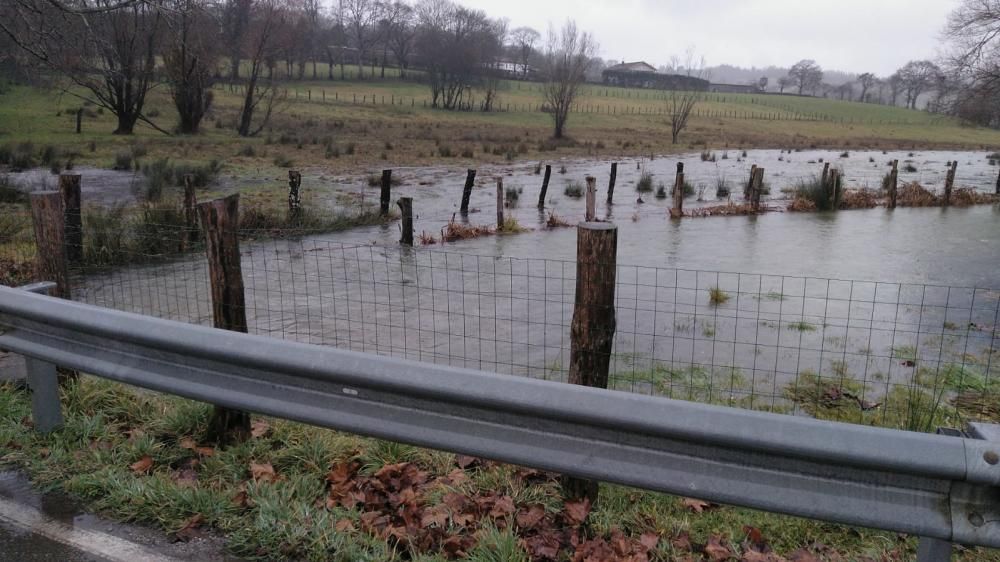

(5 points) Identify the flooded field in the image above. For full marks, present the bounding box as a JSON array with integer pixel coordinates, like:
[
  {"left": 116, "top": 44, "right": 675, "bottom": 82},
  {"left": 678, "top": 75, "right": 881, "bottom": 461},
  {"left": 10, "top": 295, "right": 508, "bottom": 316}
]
[{"left": 13, "top": 149, "right": 995, "bottom": 423}]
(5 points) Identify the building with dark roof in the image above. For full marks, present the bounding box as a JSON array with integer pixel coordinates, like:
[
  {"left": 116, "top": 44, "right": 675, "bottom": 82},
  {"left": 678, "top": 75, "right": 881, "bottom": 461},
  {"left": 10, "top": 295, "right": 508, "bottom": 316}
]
[{"left": 601, "top": 61, "right": 710, "bottom": 91}]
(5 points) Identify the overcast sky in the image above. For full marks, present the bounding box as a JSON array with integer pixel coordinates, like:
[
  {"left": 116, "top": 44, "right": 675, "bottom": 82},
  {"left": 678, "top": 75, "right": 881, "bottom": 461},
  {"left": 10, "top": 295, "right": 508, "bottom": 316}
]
[{"left": 457, "top": 0, "right": 959, "bottom": 76}]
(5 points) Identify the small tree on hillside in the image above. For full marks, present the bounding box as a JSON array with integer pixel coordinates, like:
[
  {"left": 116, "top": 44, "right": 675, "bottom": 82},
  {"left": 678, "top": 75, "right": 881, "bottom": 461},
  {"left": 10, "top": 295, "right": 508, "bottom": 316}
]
[
  {"left": 164, "top": 0, "right": 218, "bottom": 134},
  {"left": 510, "top": 26, "right": 540, "bottom": 79},
  {"left": 788, "top": 59, "right": 823, "bottom": 95},
  {"left": 237, "top": 0, "right": 285, "bottom": 137},
  {"left": 857, "top": 72, "right": 876, "bottom": 102},
  {"left": 541, "top": 20, "right": 597, "bottom": 139},
  {"left": 665, "top": 50, "right": 706, "bottom": 145}
]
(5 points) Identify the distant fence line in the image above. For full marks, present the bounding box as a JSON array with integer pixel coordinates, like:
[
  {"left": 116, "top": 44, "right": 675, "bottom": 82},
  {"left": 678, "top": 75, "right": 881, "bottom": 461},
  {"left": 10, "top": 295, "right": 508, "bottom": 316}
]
[{"left": 215, "top": 83, "right": 955, "bottom": 126}]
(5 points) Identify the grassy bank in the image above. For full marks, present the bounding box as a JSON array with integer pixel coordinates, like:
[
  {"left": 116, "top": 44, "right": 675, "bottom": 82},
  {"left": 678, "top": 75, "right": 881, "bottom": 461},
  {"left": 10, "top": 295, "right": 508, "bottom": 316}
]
[{"left": 4, "top": 377, "right": 999, "bottom": 561}]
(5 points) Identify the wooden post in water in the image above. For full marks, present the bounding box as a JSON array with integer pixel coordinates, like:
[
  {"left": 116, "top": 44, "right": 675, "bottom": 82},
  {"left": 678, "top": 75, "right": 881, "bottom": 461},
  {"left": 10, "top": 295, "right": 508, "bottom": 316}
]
[
  {"left": 751, "top": 167, "right": 765, "bottom": 213},
  {"left": 888, "top": 160, "right": 899, "bottom": 209},
  {"left": 606, "top": 162, "right": 618, "bottom": 204},
  {"left": 380, "top": 169, "right": 392, "bottom": 216},
  {"left": 943, "top": 161, "right": 957, "bottom": 206},
  {"left": 585, "top": 176, "right": 597, "bottom": 221},
  {"left": 58, "top": 174, "right": 82, "bottom": 264},
  {"left": 496, "top": 177, "right": 505, "bottom": 230},
  {"left": 287, "top": 170, "right": 302, "bottom": 216},
  {"left": 671, "top": 162, "right": 685, "bottom": 219},
  {"left": 397, "top": 197, "right": 413, "bottom": 246},
  {"left": 996, "top": 165, "right": 1000, "bottom": 195},
  {"left": 197, "top": 194, "right": 252, "bottom": 444},
  {"left": 182, "top": 175, "right": 198, "bottom": 249},
  {"left": 538, "top": 165, "right": 552, "bottom": 208},
  {"left": 821, "top": 162, "right": 830, "bottom": 189},
  {"left": 828, "top": 169, "right": 841, "bottom": 210},
  {"left": 460, "top": 169, "right": 476, "bottom": 214},
  {"left": 744, "top": 164, "right": 757, "bottom": 200},
  {"left": 561, "top": 222, "right": 618, "bottom": 503}
]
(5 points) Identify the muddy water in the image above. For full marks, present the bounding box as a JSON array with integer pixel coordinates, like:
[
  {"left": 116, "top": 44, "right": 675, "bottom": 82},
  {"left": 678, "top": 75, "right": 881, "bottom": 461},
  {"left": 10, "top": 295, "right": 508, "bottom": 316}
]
[{"left": 60, "top": 149, "right": 1000, "bottom": 413}]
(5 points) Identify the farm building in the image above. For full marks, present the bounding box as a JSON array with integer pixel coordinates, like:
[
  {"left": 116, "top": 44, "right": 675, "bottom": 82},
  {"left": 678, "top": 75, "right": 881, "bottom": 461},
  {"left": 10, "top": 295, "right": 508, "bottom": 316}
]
[{"left": 601, "top": 61, "right": 709, "bottom": 91}]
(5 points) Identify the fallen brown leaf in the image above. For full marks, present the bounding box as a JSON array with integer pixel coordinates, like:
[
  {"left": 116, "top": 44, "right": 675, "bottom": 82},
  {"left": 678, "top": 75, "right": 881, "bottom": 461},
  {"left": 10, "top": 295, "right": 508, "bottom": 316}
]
[
  {"left": 335, "top": 518, "right": 355, "bottom": 532},
  {"left": 671, "top": 531, "right": 693, "bottom": 551},
  {"left": 787, "top": 549, "right": 821, "bottom": 562},
  {"left": 489, "top": 495, "right": 516, "bottom": 519},
  {"left": 639, "top": 531, "right": 659, "bottom": 551},
  {"left": 178, "top": 437, "right": 197, "bottom": 450},
  {"left": 681, "top": 497, "right": 717, "bottom": 513},
  {"left": 704, "top": 535, "right": 735, "bottom": 561},
  {"left": 250, "top": 461, "right": 276, "bottom": 483},
  {"left": 250, "top": 419, "right": 270, "bottom": 438},
  {"left": 516, "top": 504, "right": 546, "bottom": 529},
  {"left": 194, "top": 446, "right": 215, "bottom": 457},
  {"left": 564, "top": 498, "right": 592, "bottom": 526},
  {"left": 129, "top": 455, "right": 153, "bottom": 474},
  {"left": 231, "top": 490, "right": 249, "bottom": 508}
]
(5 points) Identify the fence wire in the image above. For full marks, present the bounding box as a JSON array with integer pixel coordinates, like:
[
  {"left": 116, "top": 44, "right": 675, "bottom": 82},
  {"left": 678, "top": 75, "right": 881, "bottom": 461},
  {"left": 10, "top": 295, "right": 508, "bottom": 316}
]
[{"left": 59, "top": 223, "right": 1000, "bottom": 434}]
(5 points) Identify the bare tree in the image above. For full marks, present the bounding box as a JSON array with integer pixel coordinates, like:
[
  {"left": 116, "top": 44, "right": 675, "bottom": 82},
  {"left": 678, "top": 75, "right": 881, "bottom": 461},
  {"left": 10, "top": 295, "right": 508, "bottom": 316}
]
[
  {"left": 384, "top": 1, "right": 415, "bottom": 77},
  {"left": 777, "top": 76, "right": 792, "bottom": 94},
  {"left": 541, "top": 20, "right": 596, "bottom": 139},
  {"left": 836, "top": 82, "right": 853, "bottom": 101},
  {"left": 664, "top": 50, "right": 706, "bottom": 145},
  {"left": 898, "top": 60, "right": 941, "bottom": 109},
  {"left": 343, "top": 0, "right": 382, "bottom": 79},
  {"left": 509, "top": 26, "right": 539, "bottom": 79},
  {"left": 945, "top": 0, "right": 1000, "bottom": 125},
  {"left": 163, "top": 0, "right": 217, "bottom": 134},
  {"left": 887, "top": 72, "right": 903, "bottom": 106},
  {"left": 415, "top": 0, "right": 502, "bottom": 110},
  {"left": 0, "top": 0, "right": 165, "bottom": 135},
  {"left": 856, "top": 72, "right": 875, "bottom": 102},
  {"left": 222, "top": 0, "right": 252, "bottom": 80},
  {"left": 237, "top": 0, "right": 284, "bottom": 137},
  {"left": 788, "top": 59, "right": 823, "bottom": 95}
]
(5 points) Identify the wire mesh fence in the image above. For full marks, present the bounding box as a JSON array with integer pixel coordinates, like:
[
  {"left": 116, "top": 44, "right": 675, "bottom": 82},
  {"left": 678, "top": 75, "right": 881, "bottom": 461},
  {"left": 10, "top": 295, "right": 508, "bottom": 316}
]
[{"left": 59, "top": 222, "right": 1000, "bottom": 434}]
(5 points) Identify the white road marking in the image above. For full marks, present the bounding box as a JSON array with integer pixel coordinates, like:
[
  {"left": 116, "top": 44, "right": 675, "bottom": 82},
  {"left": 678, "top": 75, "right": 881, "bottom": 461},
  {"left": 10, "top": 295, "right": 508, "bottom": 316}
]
[{"left": 0, "top": 494, "right": 183, "bottom": 562}]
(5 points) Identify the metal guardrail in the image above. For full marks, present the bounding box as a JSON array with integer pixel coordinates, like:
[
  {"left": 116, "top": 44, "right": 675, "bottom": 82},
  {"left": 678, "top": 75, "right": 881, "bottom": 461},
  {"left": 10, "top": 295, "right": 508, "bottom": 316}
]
[{"left": 1, "top": 284, "right": 999, "bottom": 557}]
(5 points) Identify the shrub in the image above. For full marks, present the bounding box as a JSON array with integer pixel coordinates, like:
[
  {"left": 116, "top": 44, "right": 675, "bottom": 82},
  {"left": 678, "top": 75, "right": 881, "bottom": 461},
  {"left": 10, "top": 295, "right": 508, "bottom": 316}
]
[
  {"left": 654, "top": 184, "right": 667, "bottom": 199},
  {"left": 112, "top": 151, "right": 133, "bottom": 171},
  {"left": 709, "top": 287, "right": 729, "bottom": 306},
  {"left": 700, "top": 150, "right": 716, "bottom": 162},
  {"left": 839, "top": 151, "right": 850, "bottom": 158},
  {"left": 792, "top": 175, "right": 840, "bottom": 211},
  {"left": 636, "top": 169, "right": 654, "bottom": 192},
  {"left": 715, "top": 177, "right": 731, "bottom": 198},
  {"left": 671, "top": 181, "right": 695, "bottom": 198},
  {"left": 504, "top": 186, "right": 522, "bottom": 207},
  {"left": 987, "top": 152, "right": 1000, "bottom": 160},
  {"left": 903, "top": 163, "right": 918, "bottom": 173},
  {"left": 564, "top": 181, "right": 583, "bottom": 198}
]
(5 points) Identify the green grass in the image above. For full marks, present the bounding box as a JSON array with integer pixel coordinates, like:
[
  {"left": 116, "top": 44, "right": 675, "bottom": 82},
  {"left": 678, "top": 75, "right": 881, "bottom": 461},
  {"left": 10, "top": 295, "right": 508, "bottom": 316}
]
[
  {"left": 708, "top": 286, "right": 730, "bottom": 306},
  {"left": 9, "top": 377, "right": 1000, "bottom": 560},
  {"left": 787, "top": 321, "right": 817, "bottom": 332}
]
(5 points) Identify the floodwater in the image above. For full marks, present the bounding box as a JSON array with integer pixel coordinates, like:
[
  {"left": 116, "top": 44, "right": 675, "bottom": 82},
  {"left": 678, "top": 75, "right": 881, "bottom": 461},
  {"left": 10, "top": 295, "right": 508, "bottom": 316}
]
[
  {"left": 6, "top": 166, "right": 143, "bottom": 206},
  {"left": 28, "top": 149, "right": 999, "bottom": 415}
]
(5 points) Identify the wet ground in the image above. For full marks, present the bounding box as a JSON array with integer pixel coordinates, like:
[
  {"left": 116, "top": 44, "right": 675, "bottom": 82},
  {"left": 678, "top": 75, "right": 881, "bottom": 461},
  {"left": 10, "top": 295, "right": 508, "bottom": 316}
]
[{"left": 0, "top": 471, "right": 236, "bottom": 561}]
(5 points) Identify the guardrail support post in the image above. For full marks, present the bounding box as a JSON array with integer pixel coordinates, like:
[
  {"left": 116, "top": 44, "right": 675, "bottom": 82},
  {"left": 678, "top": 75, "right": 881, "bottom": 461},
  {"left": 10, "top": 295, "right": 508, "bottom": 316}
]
[
  {"left": 25, "top": 357, "right": 62, "bottom": 433},
  {"left": 916, "top": 537, "right": 951, "bottom": 562},
  {"left": 198, "top": 194, "right": 252, "bottom": 443},
  {"left": 562, "top": 222, "right": 618, "bottom": 503}
]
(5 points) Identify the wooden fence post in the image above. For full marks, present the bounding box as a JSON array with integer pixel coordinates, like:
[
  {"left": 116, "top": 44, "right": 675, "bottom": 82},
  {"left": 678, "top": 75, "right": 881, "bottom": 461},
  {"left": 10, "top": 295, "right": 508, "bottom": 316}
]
[
  {"left": 751, "top": 167, "right": 765, "bottom": 213},
  {"left": 460, "top": 169, "right": 476, "bottom": 214},
  {"left": 561, "top": 222, "right": 618, "bottom": 503},
  {"left": 538, "top": 165, "right": 552, "bottom": 208},
  {"left": 183, "top": 175, "right": 198, "bottom": 249},
  {"left": 744, "top": 164, "right": 757, "bottom": 200},
  {"left": 288, "top": 170, "right": 302, "bottom": 215},
  {"left": 30, "top": 191, "right": 77, "bottom": 383},
  {"left": 398, "top": 197, "right": 413, "bottom": 246},
  {"left": 58, "top": 174, "right": 82, "bottom": 263},
  {"left": 197, "top": 194, "right": 252, "bottom": 443},
  {"left": 828, "top": 169, "right": 841, "bottom": 210},
  {"left": 889, "top": 160, "right": 899, "bottom": 209},
  {"left": 821, "top": 162, "right": 830, "bottom": 188},
  {"left": 30, "top": 192, "right": 71, "bottom": 300},
  {"left": 75, "top": 108, "right": 82, "bottom": 134},
  {"left": 606, "top": 162, "right": 618, "bottom": 204},
  {"left": 380, "top": 169, "right": 392, "bottom": 216},
  {"left": 944, "top": 161, "right": 957, "bottom": 206},
  {"left": 671, "top": 163, "right": 684, "bottom": 219},
  {"left": 996, "top": 165, "right": 1000, "bottom": 195},
  {"left": 496, "top": 177, "right": 505, "bottom": 229},
  {"left": 585, "top": 176, "right": 597, "bottom": 221}
]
